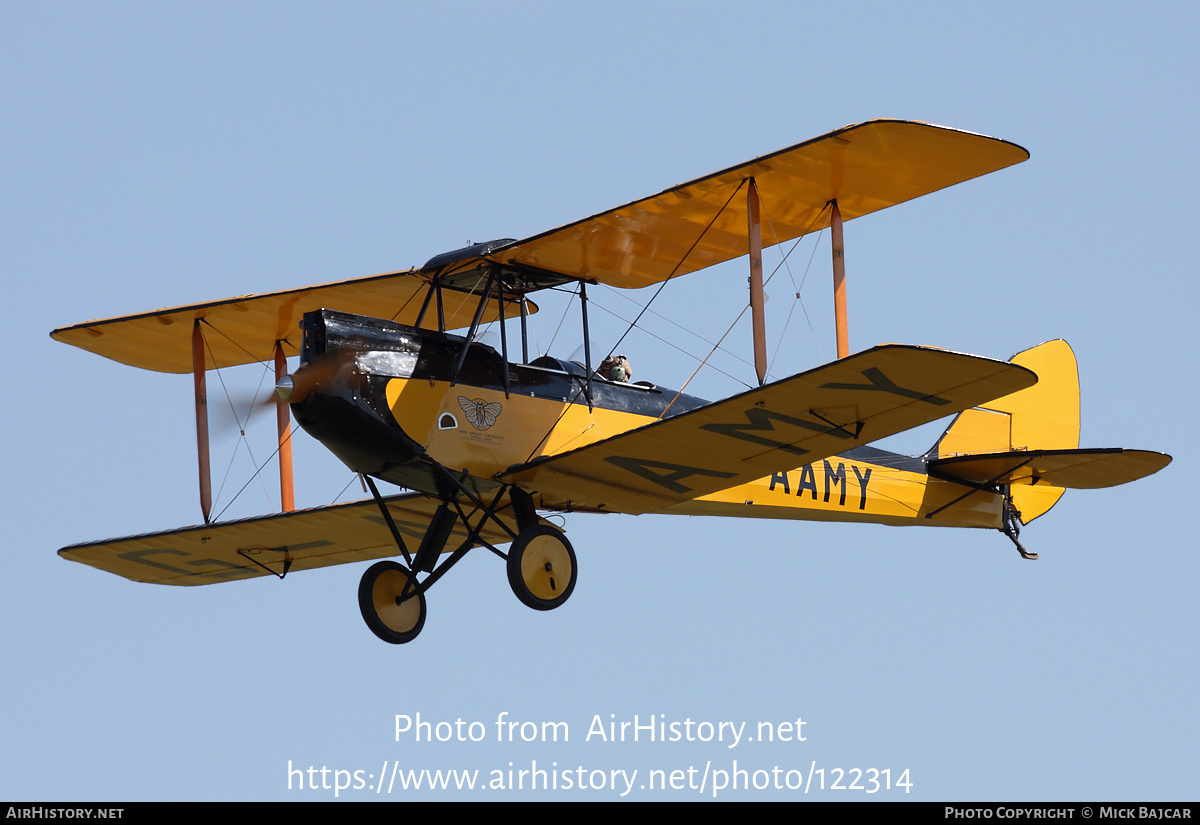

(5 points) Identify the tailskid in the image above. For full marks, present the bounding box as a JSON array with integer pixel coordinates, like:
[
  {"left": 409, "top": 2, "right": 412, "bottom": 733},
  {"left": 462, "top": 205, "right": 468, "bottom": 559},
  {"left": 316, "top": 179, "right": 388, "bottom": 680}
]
[{"left": 1000, "top": 491, "right": 1036, "bottom": 560}]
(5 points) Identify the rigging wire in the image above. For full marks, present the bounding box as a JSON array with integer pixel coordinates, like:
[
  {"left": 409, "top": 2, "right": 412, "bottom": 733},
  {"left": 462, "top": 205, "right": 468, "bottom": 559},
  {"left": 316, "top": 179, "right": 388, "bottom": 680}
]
[
  {"left": 212, "top": 407, "right": 370, "bottom": 522},
  {"left": 599, "top": 284, "right": 759, "bottom": 377},
  {"left": 331, "top": 473, "right": 362, "bottom": 505},
  {"left": 543, "top": 283, "right": 580, "bottom": 356},
  {"left": 586, "top": 296, "right": 752, "bottom": 389},
  {"left": 658, "top": 303, "right": 753, "bottom": 419},
  {"left": 528, "top": 308, "right": 543, "bottom": 358},
  {"left": 446, "top": 269, "right": 488, "bottom": 321},
  {"left": 387, "top": 276, "right": 424, "bottom": 323},
  {"left": 189, "top": 185, "right": 845, "bottom": 519},
  {"left": 767, "top": 226, "right": 827, "bottom": 373},
  {"left": 764, "top": 202, "right": 832, "bottom": 373},
  {"left": 199, "top": 263, "right": 512, "bottom": 522},
  {"left": 598, "top": 180, "right": 748, "bottom": 365},
  {"left": 198, "top": 316, "right": 295, "bottom": 367},
  {"left": 658, "top": 202, "right": 834, "bottom": 415},
  {"left": 211, "top": 392, "right": 300, "bottom": 523},
  {"left": 202, "top": 327, "right": 276, "bottom": 515},
  {"left": 517, "top": 180, "right": 749, "bottom": 464}
]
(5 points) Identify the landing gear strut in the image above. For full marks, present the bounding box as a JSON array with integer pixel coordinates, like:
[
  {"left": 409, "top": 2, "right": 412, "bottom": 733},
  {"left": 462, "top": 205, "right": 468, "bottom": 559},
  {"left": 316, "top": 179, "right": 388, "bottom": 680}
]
[{"left": 358, "top": 475, "right": 578, "bottom": 644}]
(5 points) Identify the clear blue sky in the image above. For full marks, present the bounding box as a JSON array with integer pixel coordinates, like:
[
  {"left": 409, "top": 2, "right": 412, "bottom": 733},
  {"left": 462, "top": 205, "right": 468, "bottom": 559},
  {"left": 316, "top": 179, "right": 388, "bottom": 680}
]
[{"left": 4, "top": 1, "right": 1196, "bottom": 801}]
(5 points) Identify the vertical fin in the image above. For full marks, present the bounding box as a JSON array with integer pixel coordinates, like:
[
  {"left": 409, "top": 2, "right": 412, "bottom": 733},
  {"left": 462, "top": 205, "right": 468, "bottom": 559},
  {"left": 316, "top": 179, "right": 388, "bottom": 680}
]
[{"left": 929, "top": 340, "right": 1079, "bottom": 522}]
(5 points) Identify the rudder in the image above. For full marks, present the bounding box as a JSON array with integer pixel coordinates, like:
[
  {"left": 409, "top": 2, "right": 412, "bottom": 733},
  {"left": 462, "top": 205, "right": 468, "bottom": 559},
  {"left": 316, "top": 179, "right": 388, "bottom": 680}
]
[{"left": 929, "top": 339, "right": 1079, "bottom": 521}]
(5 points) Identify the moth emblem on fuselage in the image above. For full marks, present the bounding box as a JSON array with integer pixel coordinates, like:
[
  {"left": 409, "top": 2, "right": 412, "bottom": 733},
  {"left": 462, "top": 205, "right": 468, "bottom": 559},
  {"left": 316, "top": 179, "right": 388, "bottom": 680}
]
[{"left": 457, "top": 397, "right": 503, "bottom": 431}]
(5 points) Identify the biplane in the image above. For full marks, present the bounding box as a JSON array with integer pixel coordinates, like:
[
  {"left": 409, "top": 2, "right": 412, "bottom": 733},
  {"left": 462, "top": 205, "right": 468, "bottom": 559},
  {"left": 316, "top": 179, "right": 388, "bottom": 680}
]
[{"left": 52, "top": 119, "right": 1171, "bottom": 644}]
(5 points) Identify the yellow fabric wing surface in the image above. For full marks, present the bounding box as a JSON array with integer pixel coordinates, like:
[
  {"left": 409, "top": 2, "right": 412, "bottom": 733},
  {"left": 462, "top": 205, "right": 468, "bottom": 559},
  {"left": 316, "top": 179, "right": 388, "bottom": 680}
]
[
  {"left": 50, "top": 269, "right": 533, "bottom": 374},
  {"left": 53, "top": 120, "right": 1024, "bottom": 373},
  {"left": 58, "top": 494, "right": 517, "bottom": 586},
  {"left": 489, "top": 119, "right": 1028, "bottom": 289},
  {"left": 504, "top": 345, "right": 1037, "bottom": 514},
  {"left": 928, "top": 448, "right": 1171, "bottom": 490}
]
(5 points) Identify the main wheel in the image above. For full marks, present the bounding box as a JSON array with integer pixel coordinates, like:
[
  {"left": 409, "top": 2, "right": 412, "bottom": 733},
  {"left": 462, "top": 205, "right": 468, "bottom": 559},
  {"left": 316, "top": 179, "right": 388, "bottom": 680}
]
[
  {"left": 358, "top": 561, "right": 426, "bottom": 644},
  {"left": 506, "top": 526, "right": 577, "bottom": 611}
]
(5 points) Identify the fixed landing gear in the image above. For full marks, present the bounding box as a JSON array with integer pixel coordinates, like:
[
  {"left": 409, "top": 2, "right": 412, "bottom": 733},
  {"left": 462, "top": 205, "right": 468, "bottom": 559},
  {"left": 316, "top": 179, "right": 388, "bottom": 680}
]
[
  {"left": 358, "top": 561, "right": 426, "bottom": 644},
  {"left": 358, "top": 477, "right": 578, "bottom": 644},
  {"left": 506, "top": 526, "right": 577, "bottom": 611}
]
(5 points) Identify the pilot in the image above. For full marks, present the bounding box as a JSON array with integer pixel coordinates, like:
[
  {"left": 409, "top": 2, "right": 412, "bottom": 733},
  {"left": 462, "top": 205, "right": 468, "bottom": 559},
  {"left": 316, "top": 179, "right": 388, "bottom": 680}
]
[{"left": 598, "top": 354, "right": 632, "bottom": 383}]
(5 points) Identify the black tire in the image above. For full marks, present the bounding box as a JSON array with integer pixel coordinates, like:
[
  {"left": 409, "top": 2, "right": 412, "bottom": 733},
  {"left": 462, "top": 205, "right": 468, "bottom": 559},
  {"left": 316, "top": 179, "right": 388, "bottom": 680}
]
[
  {"left": 358, "top": 561, "right": 426, "bottom": 644},
  {"left": 506, "top": 526, "right": 577, "bottom": 611}
]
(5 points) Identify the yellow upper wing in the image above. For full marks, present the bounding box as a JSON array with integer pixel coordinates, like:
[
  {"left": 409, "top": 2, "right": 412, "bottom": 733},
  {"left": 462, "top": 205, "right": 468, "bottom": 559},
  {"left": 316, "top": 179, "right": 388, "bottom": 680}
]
[
  {"left": 488, "top": 119, "right": 1028, "bottom": 288},
  {"left": 503, "top": 345, "right": 1037, "bottom": 514},
  {"left": 53, "top": 120, "right": 1025, "bottom": 373},
  {"left": 58, "top": 493, "right": 518, "bottom": 586},
  {"left": 50, "top": 269, "right": 534, "bottom": 374}
]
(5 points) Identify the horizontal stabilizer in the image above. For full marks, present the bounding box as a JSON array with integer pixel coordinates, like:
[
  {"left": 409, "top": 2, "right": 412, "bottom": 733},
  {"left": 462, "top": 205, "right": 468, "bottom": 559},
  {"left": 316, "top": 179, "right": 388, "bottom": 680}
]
[
  {"left": 928, "top": 448, "right": 1171, "bottom": 490},
  {"left": 504, "top": 344, "right": 1036, "bottom": 514},
  {"left": 58, "top": 493, "right": 518, "bottom": 586}
]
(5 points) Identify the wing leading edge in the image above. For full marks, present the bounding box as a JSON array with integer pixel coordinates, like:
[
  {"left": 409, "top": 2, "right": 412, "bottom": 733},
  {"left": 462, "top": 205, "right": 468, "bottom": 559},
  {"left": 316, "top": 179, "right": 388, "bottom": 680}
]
[
  {"left": 486, "top": 119, "right": 1029, "bottom": 289},
  {"left": 503, "top": 345, "right": 1037, "bottom": 514},
  {"left": 58, "top": 493, "right": 518, "bottom": 586},
  {"left": 51, "top": 269, "right": 536, "bottom": 374}
]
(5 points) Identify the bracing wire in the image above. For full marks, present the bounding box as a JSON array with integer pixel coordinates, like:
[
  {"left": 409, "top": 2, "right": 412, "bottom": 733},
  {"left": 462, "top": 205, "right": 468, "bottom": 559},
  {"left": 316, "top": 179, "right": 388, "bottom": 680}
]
[
  {"left": 518, "top": 180, "right": 749, "bottom": 464},
  {"left": 764, "top": 202, "right": 832, "bottom": 373},
  {"left": 586, "top": 297, "right": 753, "bottom": 389},
  {"left": 543, "top": 283, "right": 579, "bottom": 356},
  {"left": 598, "top": 180, "right": 748, "bottom": 365},
  {"left": 658, "top": 202, "right": 834, "bottom": 415},
  {"left": 202, "top": 327, "right": 276, "bottom": 515}
]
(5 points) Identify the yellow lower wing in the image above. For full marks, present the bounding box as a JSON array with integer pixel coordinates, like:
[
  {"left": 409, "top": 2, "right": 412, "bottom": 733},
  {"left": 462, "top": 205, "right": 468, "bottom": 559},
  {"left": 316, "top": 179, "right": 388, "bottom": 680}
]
[
  {"left": 58, "top": 494, "right": 516, "bottom": 586},
  {"left": 504, "top": 345, "right": 1036, "bottom": 514}
]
